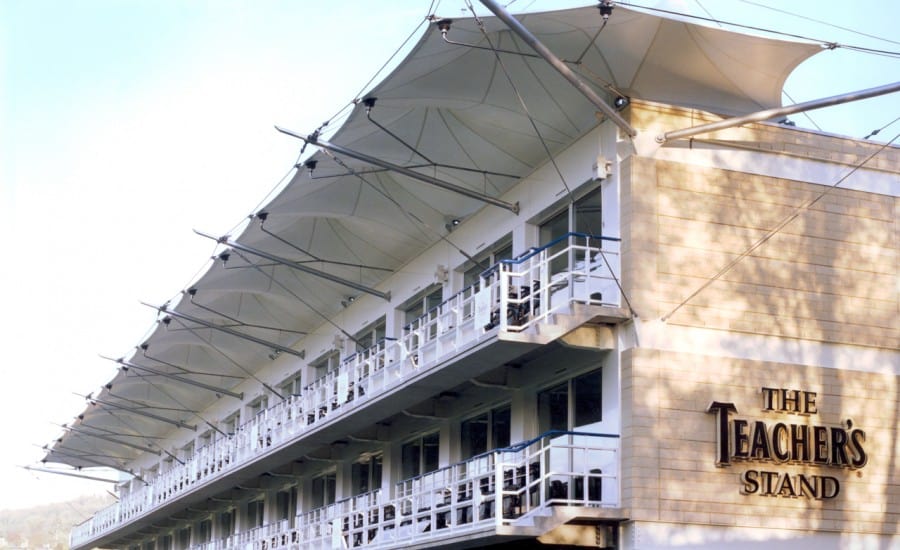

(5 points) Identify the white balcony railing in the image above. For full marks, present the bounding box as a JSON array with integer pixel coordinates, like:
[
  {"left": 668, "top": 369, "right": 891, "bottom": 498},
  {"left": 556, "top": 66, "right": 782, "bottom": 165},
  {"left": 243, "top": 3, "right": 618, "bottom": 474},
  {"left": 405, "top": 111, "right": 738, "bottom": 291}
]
[
  {"left": 253, "top": 432, "right": 618, "bottom": 550},
  {"left": 70, "top": 235, "right": 620, "bottom": 549}
]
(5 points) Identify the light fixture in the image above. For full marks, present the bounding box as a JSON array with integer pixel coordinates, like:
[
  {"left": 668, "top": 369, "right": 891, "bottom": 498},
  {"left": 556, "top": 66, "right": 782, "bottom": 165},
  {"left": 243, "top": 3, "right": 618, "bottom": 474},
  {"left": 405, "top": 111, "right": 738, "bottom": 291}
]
[
  {"left": 598, "top": 1, "right": 614, "bottom": 19},
  {"left": 614, "top": 96, "right": 629, "bottom": 110},
  {"left": 303, "top": 159, "right": 317, "bottom": 176}
]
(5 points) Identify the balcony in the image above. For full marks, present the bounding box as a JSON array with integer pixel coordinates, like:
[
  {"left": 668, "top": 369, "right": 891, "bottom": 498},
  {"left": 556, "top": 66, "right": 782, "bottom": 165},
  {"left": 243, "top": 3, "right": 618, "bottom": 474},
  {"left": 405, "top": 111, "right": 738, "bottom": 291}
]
[
  {"left": 70, "top": 234, "right": 626, "bottom": 549},
  {"left": 195, "top": 432, "right": 621, "bottom": 550}
]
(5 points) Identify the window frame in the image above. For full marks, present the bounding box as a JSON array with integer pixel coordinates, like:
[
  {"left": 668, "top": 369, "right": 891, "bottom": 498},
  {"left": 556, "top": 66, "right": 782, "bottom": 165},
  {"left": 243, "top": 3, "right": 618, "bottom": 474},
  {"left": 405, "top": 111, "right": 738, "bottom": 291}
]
[
  {"left": 537, "top": 368, "right": 602, "bottom": 433},
  {"left": 459, "top": 403, "right": 511, "bottom": 459},
  {"left": 353, "top": 316, "right": 386, "bottom": 353},
  {"left": 400, "top": 431, "right": 440, "bottom": 480},
  {"left": 310, "top": 470, "right": 337, "bottom": 509},
  {"left": 310, "top": 350, "right": 341, "bottom": 381}
]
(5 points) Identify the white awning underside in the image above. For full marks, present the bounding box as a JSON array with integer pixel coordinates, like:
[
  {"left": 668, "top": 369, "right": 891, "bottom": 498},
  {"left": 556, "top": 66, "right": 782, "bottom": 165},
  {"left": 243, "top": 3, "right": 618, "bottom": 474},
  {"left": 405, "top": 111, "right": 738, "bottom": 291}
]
[{"left": 46, "top": 4, "right": 820, "bottom": 470}]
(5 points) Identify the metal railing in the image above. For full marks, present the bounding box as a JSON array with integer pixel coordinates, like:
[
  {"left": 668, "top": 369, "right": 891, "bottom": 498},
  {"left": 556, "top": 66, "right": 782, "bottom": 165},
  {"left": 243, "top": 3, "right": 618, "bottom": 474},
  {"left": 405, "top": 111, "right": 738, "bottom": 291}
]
[
  {"left": 70, "top": 235, "right": 620, "bottom": 548},
  {"left": 286, "top": 432, "right": 618, "bottom": 549},
  {"left": 494, "top": 233, "right": 620, "bottom": 332}
]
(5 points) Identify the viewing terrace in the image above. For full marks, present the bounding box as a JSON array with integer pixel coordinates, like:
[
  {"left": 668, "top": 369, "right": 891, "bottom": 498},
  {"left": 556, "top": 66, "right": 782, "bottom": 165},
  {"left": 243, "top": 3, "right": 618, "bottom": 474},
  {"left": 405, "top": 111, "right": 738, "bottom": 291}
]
[{"left": 71, "top": 234, "right": 629, "bottom": 549}]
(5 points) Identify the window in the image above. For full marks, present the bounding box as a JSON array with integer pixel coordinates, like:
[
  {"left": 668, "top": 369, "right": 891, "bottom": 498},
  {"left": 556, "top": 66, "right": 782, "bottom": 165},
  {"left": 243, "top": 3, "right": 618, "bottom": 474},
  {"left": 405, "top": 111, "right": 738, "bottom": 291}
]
[
  {"left": 198, "top": 430, "right": 212, "bottom": 450},
  {"left": 249, "top": 397, "right": 268, "bottom": 418},
  {"left": 538, "top": 369, "right": 602, "bottom": 433},
  {"left": 222, "top": 411, "right": 240, "bottom": 436},
  {"left": 460, "top": 404, "right": 511, "bottom": 459},
  {"left": 354, "top": 317, "right": 386, "bottom": 353},
  {"left": 311, "top": 472, "right": 336, "bottom": 509},
  {"left": 179, "top": 442, "right": 194, "bottom": 462},
  {"left": 540, "top": 187, "right": 602, "bottom": 244},
  {"left": 462, "top": 238, "right": 513, "bottom": 289},
  {"left": 401, "top": 432, "right": 440, "bottom": 479},
  {"left": 403, "top": 287, "right": 443, "bottom": 326},
  {"left": 402, "top": 287, "right": 443, "bottom": 344},
  {"left": 177, "top": 527, "right": 191, "bottom": 548},
  {"left": 537, "top": 369, "right": 605, "bottom": 504},
  {"left": 217, "top": 510, "right": 235, "bottom": 536},
  {"left": 144, "top": 465, "right": 159, "bottom": 482},
  {"left": 574, "top": 370, "right": 603, "bottom": 427},
  {"left": 276, "top": 487, "right": 298, "bottom": 522},
  {"left": 247, "top": 500, "right": 264, "bottom": 529},
  {"left": 311, "top": 351, "right": 340, "bottom": 381},
  {"left": 540, "top": 187, "right": 602, "bottom": 273},
  {"left": 197, "top": 519, "right": 212, "bottom": 544},
  {"left": 351, "top": 453, "right": 383, "bottom": 495},
  {"left": 157, "top": 535, "right": 172, "bottom": 550},
  {"left": 279, "top": 371, "right": 303, "bottom": 397}
]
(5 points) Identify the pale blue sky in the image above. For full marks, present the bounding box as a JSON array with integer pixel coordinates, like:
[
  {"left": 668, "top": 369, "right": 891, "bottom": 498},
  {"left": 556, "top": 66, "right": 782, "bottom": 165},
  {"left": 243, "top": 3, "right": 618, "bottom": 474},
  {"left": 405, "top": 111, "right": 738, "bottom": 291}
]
[{"left": 1, "top": 0, "right": 897, "bottom": 514}]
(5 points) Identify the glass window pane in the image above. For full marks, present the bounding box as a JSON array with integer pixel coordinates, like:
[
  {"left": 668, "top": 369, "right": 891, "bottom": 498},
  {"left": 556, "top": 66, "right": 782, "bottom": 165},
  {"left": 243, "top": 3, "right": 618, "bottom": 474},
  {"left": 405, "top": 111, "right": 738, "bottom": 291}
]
[
  {"left": 538, "top": 382, "right": 569, "bottom": 433},
  {"left": 461, "top": 413, "right": 489, "bottom": 459},
  {"left": 491, "top": 405, "right": 511, "bottom": 449},
  {"left": 574, "top": 370, "right": 602, "bottom": 428},
  {"left": 326, "top": 474, "right": 336, "bottom": 505},
  {"left": 198, "top": 520, "right": 211, "bottom": 543},
  {"left": 540, "top": 210, "right": 570, "bottom": 274},
  {"left": 356, "top": 332, "right": 372, "bottom": 352},
  {"left": 276, "top": 491, "right": 290, "bottom": 520},
  {"left": 574, "top": 187, "right": 602, "bottom": 236},
  {"left": 425, "top": 288, "right": 442, "bottom": 311},
  {"left": 463, "top": 237, "right": 512, "bottom": 288},
  {"left": 401, "top": 441, "right": 420, "bottom": 479},
  {"left": 351, "top": 461, "right": 369, "bottom": 495},
  {"left": 311, "top": 477, "right": 324, "bottom": 508},
  {"left": 496, "top": 244, "right": 513, "bottom": 262},
  {"left": 178, "top": 528, "right": 191, "bottom": 548},
  {"left": 372, "top": 455, "right": 382, "bottom": 490},
  {"left": 422, "top": 432, "right": 440, "bottom": 474},
  {"left": 540, "top": 210, "right": 568, "bottom": 246}
]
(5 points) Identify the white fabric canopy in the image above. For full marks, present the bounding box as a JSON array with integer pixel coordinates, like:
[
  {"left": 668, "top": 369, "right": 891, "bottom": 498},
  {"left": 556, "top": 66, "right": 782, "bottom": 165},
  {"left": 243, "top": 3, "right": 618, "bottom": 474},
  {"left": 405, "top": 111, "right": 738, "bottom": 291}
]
[{"left": 47, "top": 4, "right": 820, "bottom": 469}]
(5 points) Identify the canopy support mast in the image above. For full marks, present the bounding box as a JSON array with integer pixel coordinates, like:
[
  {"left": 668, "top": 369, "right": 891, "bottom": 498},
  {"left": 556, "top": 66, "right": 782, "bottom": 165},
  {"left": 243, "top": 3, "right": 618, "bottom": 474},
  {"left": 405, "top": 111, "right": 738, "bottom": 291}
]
[
  {"left": 145, "top": 301, "right": 307, "bottom": 359},
  {"left": 22, "top": 465, "right": 119, "bottom": 484},
  {"left": 60, "top": 424, "right": 162, "bottom": 455},
  {"left": 658, "top": 81, "right": 900, "bottom": 143},
  {"left": 102, "top": 354, "right": 244, "bottom": 400},
  {"left": 195, "top": 230, "right": 390, "bottom": 301},
  {"left": 275, "top": 126, "right": 521, "bottom": 214},
  {"left": 42, "top": 446, "right": 145, "bottom": 482},
  {"left": 479, "top": 0, "right": 638, "bottom": 138},
  {"left": 84, "top": 394, "right": 198, "bottom": 431}
]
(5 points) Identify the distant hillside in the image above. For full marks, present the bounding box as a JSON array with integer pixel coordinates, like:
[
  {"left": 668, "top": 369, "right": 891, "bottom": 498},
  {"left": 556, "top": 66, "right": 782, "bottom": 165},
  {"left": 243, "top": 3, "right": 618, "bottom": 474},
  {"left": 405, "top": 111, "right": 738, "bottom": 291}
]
[{"left": 0, "top": 494, "right": 115, "bottom": 550}]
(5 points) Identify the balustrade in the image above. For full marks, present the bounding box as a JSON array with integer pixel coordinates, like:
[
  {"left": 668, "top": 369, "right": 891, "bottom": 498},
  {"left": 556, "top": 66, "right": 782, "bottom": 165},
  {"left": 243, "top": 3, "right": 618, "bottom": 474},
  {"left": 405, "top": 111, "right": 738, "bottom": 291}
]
[
  {"left": 71, "top": 235, "right": 620, "bottom": 549},
  {"left": 228, "top": 432, "right": 618, "bottom": 550}
]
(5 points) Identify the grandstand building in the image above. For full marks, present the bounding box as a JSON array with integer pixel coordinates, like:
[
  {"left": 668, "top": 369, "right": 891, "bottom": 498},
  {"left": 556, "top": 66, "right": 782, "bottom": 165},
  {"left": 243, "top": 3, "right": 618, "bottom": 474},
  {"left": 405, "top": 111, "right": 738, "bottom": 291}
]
[{"left": 49, "top": 3, "right": 898, "bottom": 549}]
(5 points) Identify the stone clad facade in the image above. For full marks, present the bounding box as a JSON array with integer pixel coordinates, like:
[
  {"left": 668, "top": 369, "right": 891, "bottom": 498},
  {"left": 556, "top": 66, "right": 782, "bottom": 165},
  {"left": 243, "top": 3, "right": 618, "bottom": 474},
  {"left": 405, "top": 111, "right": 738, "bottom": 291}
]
[{"left": 617, "top": 101, "right": 898, "bottom": 548}]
